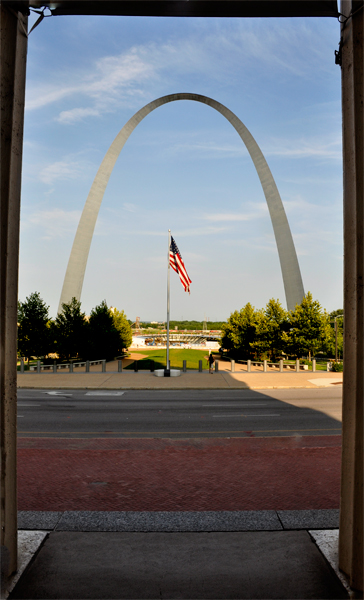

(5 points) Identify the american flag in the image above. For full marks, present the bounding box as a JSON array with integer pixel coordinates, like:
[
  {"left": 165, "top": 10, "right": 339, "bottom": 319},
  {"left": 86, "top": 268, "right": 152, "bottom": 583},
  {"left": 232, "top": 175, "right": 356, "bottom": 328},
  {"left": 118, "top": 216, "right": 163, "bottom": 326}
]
[{"left": 169, "top": 236, "right": 192, "bottom": 293}]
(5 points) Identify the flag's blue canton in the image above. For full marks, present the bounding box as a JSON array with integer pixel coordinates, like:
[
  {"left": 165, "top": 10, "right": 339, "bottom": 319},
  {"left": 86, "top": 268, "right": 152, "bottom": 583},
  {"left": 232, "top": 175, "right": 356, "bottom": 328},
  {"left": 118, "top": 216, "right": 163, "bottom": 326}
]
[{"left": 170, "top": 237, "right": 181, "bottom": 257}]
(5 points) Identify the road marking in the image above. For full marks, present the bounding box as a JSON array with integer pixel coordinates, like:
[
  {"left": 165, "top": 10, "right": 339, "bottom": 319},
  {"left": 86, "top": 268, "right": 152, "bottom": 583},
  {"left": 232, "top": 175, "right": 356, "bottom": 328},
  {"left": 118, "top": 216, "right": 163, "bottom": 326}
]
[
  {"left": 85, "top": 392, "right": 125, "bottom": 396},
  {"left": 43, "top": 391, "right": 72, "bottom": 397},
  {"left": 212, "top": 414, "right": 280, "bottom": 418},
  {"left": 18, "top": 403, "right": 40, "bottom": 407},
  {"left": 203, "top": 403, "right": 268, "bottom": 407},
  {"left": 17, "top": 415, "right": 24, "bottom": 418},
  {"left": 206, "top": 396, "right": 265, "bottom": 400}
]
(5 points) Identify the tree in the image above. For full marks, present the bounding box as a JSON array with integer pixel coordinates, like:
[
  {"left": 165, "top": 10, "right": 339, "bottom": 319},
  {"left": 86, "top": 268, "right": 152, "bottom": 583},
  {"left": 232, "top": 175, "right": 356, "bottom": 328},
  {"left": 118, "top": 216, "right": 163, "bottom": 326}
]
[
  {"left": 17, "top": 292, "right": 50, "bottom": 358},
  {"left": 220, "top": 303, "right": 265, "bottom": 360},
  {"left": 253, "top": 298, "right": 289, "bottom": 361},
  {"left": 111, "top": 308, "right": 132, "bottom": 351},
  {"left": 88, "top": 300, "right": 123, "bottom": 361},
  {"left": 54, "top": 297, "right": 88, "bottom": 362},
  {"left": 284, "top": 292, "right": 332, "bottom": 358},
  {"left": 327, "top": 309, "right": 344, "bottom": 358}
]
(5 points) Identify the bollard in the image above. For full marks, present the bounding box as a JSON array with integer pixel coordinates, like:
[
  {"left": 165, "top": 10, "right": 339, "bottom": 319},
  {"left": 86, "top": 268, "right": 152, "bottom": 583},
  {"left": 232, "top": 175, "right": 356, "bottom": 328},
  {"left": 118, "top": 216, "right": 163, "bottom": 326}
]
[
  {"left": 69, "top": 362, "right": 73, "bottom": 373},
  {"left": 215, "top": 360, "right": 219, "bottom": 373},
  {"left": 231, "top": 360, "right": 235, "bottom": 373},
  {"left": 312, "top": 359, "right": 316, "bottom": 373},
  {"left": 247, "top": 360, "right": 251, "bottom": 373},
  {"left": 37, "top": 360, "right": 41, "bottom": 373},
  {"left": 53, "top": 361, "right": 57, "bottom": 374},
  {"left": 118, "top": 360, "right": 122, "bottom": 373},
  {"left": 102, "top": 360, "right": 106, "bottom": 373},
  {"left": 279, "top": 359, "right": 283, "bottom": 373},
  {"left": 263, "top": 360, "right": 267, "bottom": 373},
  {"left": 20, "top": 357, "right": 24, "bottom": 373},
  {"left": 199, "top": 360, "right": 202, "bottom": 373},
  {"left": 326, "top": 362, "right": 330, "bottom": 372},
  {"left": 183, "top": 360, "right": 187, "bottom": 373},
  {"left": 295, "top": 359, "right": 300, "bottom": 372},
  {"left": 150, "top": 360, "right": 154, "bottom": 372},
  {"left": 86, "top": 360, "right": 90, "bottom": 373},
  {"left": 134, "top": 361, "right": 138, "bottom": 372}
]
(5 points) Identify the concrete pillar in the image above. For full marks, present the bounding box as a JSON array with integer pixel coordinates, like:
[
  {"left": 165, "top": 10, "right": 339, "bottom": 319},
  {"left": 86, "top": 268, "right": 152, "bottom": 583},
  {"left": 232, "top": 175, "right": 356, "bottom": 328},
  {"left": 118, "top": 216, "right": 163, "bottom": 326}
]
[
  {"left": 339, "top": 1, "right": 364, "bottom": 592},
  {"left": 214, "top": 360, "right": 218, "bottom": 373},
  {"left": 102, "top": 360, "right": 106, "bottom": 373},
  {"left": 20, "top": 358, "right": 24, "bottom": 374},
  {"left": 198, "top": 360, "right": 202, "bottom": 372},
  {"left": 247, "top": 360, "right": 251, "bottom": 373},
  {"left": 295, "top": 359, "right": 300, "bottom": 373},
  {"left": 183, "top": 360, "right": 187, "bottom": 373},
  {"left": 312, "top": 359, "right": 316, "bottom": 373},
  {"left": 263, "top": 360, "right": 267, "bottom": 372},
  {"left": 86, "top": 360, "right": 90, "bottom": 373},
  {"left": 0, "top": 2, "right": 28, "bottom": 578},
  {"left": 231, "top": 360, "right": 235, "bottom": 373},
  {"left": 279, "top": 359, "right": 283, "bottom": 373},
  {"left": 53, "top": 362, "right": 57, "bottom": 374},
  {"left": 117, "top": 360, "right": 122, "bottom": 373}
]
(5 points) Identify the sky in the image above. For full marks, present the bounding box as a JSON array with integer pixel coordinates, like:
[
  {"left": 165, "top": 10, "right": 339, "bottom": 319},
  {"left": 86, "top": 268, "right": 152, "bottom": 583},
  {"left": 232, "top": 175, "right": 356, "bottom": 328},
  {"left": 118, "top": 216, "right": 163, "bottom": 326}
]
[{"left": 19, "top": 11, "right": 343, "bottom": 322}]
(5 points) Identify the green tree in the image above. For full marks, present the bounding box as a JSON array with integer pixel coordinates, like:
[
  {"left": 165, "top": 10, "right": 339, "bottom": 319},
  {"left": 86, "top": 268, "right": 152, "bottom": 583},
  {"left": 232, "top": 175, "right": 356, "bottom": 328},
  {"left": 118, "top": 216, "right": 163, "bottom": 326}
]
[
  {"left": 111, "top": 308, "right": 132, "bottom": 351},
  {"left": 253, "top": 298, "right": 289, "bottom": 361},
  {"left": 220, "top": 303, "right": 264, "bottom": 359},
  {"left": 284, "top": 292, "right": 332, "bottom": 358},
  {"left": 327, "top": 309, "right": 344, "bottom": 358},
  {"left": 54, "top": 297, "right": 88, "bottom": 362},
  {"left": 88, "top": 300, "right": 123, "bottom": 361},
  {"left": 17, "top": 292, "right": 50, "bottom": 358}
]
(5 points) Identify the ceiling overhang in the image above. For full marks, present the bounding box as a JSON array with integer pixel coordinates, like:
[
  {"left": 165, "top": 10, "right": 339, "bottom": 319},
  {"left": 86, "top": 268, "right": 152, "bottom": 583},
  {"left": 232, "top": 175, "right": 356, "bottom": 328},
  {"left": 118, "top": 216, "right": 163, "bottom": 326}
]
[{"left": 11, "top": 0, "right": 339, "bottom": 18}]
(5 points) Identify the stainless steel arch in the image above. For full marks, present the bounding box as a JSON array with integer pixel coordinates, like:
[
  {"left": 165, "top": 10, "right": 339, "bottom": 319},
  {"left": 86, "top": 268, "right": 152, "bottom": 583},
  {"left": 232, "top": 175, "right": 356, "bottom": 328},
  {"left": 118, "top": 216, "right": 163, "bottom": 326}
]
[{"left": 59, "top": 93, "right": 304, "bottom": 312}]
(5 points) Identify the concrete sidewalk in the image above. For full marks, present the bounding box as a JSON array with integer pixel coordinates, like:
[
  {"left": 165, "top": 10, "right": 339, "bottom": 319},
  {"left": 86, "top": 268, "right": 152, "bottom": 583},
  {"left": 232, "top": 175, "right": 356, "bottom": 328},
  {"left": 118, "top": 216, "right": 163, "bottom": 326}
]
[
  {"left": 17, "top": 369, "right": 343, "bottom": 390},
  {"left": 7, "top": 511, "right": 350, "bottom": 599}
]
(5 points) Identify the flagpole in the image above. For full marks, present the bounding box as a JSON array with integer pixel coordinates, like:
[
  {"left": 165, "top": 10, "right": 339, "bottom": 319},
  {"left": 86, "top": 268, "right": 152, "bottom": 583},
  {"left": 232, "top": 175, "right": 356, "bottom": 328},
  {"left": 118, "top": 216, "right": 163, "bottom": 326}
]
[{"left": 166, "top": 229, "right": 171, "bottom": 376}]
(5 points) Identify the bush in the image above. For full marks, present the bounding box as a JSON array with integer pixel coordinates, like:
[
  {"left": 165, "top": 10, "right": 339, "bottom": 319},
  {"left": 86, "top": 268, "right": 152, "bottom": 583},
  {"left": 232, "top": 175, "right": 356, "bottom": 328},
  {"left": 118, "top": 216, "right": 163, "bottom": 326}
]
[{"left": 331, "top": 361, "right": 343, "bottom": 372}]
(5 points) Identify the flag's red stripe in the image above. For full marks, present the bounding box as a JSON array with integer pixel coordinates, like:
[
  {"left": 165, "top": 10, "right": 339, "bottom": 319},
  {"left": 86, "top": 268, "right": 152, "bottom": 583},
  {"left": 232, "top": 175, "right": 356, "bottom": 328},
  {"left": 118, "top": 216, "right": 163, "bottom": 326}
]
[{"left": 169, "top": 250, "right": 191, "bottom": 292}]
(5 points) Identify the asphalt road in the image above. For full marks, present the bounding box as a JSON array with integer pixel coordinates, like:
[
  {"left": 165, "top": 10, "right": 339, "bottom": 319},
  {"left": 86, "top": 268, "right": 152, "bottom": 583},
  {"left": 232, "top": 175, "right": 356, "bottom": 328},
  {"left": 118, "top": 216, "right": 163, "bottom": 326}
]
[{"left": 17, "top": 388, "right": 342, "bottom": 439}]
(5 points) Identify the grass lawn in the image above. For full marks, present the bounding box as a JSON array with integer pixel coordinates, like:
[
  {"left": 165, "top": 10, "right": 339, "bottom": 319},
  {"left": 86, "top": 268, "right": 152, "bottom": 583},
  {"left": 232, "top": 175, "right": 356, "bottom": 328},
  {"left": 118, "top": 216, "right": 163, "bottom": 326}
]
[{"left": 126, "top": 348, "right": 212, "bottom": 370}]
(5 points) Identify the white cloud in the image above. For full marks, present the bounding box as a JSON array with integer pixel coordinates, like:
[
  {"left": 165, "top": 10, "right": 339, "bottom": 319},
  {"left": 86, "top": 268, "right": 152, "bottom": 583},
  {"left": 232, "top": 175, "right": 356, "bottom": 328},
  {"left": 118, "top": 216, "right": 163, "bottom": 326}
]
[
  {"left": 39, "top": 159, "right": 88, "bottom": 185},
  {"left": 205, "top": 212, "right": 266, "bottom": 222},
  {"left": 23, "top": 208, "right": 81, "bottom": 240},
  {"left": 123, "top": 202, "right": 138, "bottom": 213},
  {"left": 25, "top": 20, "right": 336, "bottom": 122},
  {"left": 57, "top": 107, "right": 100, "bottom": 124},
  {"left": 264, "top": 136, "right": 342, "bottom": 161}
]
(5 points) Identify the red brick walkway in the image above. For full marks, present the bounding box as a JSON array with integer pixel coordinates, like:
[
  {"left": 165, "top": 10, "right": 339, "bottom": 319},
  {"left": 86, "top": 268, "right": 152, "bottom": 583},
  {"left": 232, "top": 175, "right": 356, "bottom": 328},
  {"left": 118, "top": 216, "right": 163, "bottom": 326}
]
[{"left": 18, "top": 436, "right": 341, "bottom": 512}]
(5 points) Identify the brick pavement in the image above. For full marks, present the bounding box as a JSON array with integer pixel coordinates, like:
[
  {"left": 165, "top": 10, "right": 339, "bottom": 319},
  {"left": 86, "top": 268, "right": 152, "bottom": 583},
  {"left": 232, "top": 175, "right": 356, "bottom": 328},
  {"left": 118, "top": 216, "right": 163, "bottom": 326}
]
[{"left": 18, "top": 435, "right": 341, "bottom": 512}]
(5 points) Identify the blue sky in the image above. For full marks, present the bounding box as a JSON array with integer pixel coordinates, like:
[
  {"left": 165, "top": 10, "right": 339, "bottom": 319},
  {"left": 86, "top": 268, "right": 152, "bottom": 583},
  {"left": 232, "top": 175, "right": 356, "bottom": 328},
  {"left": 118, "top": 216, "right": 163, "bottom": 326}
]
[{"left": 20, "top": 12, "right": 343, "bottom": 321}]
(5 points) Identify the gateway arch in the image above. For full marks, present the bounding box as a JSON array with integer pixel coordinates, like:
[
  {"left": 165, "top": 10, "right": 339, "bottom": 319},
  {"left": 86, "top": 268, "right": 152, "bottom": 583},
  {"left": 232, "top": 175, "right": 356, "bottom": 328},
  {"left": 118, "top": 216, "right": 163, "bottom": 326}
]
[{"left": 59, "top": 93, "right": 304, "bottom": 312}]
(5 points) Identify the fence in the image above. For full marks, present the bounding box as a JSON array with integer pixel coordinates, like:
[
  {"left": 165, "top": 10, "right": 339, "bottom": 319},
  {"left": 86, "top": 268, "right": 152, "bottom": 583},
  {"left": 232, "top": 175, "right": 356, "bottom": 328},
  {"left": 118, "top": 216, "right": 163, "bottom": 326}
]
[{"left": 18, "top": 357, "right": 338, "bottom": 374}]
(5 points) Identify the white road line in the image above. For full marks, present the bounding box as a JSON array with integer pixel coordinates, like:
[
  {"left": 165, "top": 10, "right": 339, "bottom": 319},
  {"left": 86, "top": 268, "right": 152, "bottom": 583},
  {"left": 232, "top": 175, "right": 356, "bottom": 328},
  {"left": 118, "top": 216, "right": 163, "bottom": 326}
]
[
  {"left": 207, "top": 396, "right": 262, "bottom": 400},
  {"left": 18, "top": 404, "right": 40, "bottom": 407},
  {"left": 85, "top": 392, "right": 125, "bottom": 396},
  {"left": 44, "top": 392, "right": 72, "bottom": 397},
  {"left": 203, "top": 403, "right": 268, "bottom": 407},
  {"left": 212, "top": 414, "right": 280, "bottom": 418},
  {"left": 17, "top": 415, "right": 24, "bottom": 418}
]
